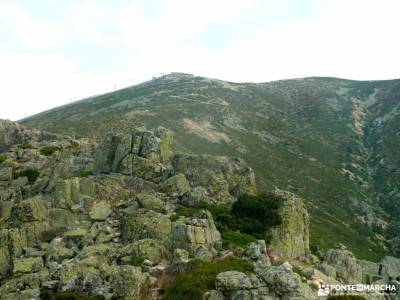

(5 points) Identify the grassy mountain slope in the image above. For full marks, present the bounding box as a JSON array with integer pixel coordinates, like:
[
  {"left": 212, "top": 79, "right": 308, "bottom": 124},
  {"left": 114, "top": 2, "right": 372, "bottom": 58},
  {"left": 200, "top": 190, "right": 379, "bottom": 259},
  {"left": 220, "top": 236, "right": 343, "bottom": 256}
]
[{"left": 21, "top": 73, "right": 400, "bottom": 260}]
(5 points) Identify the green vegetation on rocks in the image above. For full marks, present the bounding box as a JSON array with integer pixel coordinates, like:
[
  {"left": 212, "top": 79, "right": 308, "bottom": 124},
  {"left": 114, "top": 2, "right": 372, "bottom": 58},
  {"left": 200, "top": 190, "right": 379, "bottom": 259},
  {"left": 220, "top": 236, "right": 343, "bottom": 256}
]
[
  {"left": 172, "top": 193, "right": 282, "bottom": 247},
  {"left": 40, "top": 146, "right": 61, "bottom": 156},
  {"left": 164, "top": 256, "right": 253, "bottom": 300},
  {"left": 220, "top": 230, "right": 257, "bottom": 247},
  {"left": 230, "top": 193, "right": 282, "bottom": 237},
  {"left": 14, "top": 168, "right": 40, "bottom": 184},
  {"left": 0, "top": 154, "right": 6, "bottom": 164},
  {"left": 17, "top": 143, "right": 34, "bottom": 149}
]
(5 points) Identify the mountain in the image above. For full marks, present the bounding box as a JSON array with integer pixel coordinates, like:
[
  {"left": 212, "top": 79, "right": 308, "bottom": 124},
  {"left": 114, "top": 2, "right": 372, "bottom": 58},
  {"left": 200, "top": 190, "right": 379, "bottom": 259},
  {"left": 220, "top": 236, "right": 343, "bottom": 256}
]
[{"left": 21, "top": 73, "right": 400, "bottom": 261}]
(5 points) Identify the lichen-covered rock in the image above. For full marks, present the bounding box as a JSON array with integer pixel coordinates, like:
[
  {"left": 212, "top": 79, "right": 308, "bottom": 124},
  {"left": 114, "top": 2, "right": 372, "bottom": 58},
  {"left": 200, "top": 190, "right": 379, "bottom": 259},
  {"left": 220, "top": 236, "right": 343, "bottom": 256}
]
[
  {"left": 95, "top": 127, "right": 173, "bottom": 180},
  {"left": 47, "top": 208, "right": 78, "bottom": 231},
  {"left": 269, "top": 189, "right": 309, "bottom": 259},
  {"left": 94, "top": 173, "right": 131, "bottom": 201},
  {"left": 20, "top": 221, "right": 50, "bottom": 247},
  {"left": 130, "top": 239, "right": 170, "bottom": 266},
  {"left": 257, "top": 262, "right": 316, "bottom": 299},
  {"left": 121, "top": 208, "right": 171, "bottom": 241},
  {"left": 0, "top": 201, "right": 13, "bottom": 224},
  {"left": 173, "top": 248, "right": 189, "bottom": 263},
  {"left": 136, "top": 193, "right": 167, "bottom": 212},
  {"left": 215, "top": 271, "right": 253, "bottom": 291},
  {"left": 17, "top": 196, "right": 47, "bottom": 221},
  {"left": 212, "top": 271, "right": 270, "bottom": 300},
  {"left": 171, "top": 154, "right": 256, "bottom": 203},
  {"left": 64, "top": 228, "right": 88, "bottom": 239},
  {"left": 245, "top": 240, "right": 268, "bottom": 260},
  {"left": 46, "top": 239, "right": 74, "bottom": 263},
  {"left": 204, "top": 290, "right": 225, "bottom": 300},
  {"left": 245, "top": 240, "right": 271, "bottom": 274},
  {"left": 379, "top": 256, "right": 400, "bottom": 278},
  {"left": 358, "top": 259, "right": 380, "bottom": 283},
  {"left": 109, "top": 265, "right": 150, "bottom": 299},
  {"left": 0, "top": 229, "right": 11, "bottom": 279},
  {"left": 58, "top": 267, "right": 109, "bottom": 296},
  {"left": 172, "top": 210, "right": 221, "bottom": 259},
  {"left": 155, "top": 126, "right": 174, "bottom": 163},
  {"left": 321, "top": 248, "right": 362, "bottom": 283},
  {"left": 95, "top": 133, "right": 133, "bottom": 174},
  {"left": 89, "top": 201, "right": 112, "bottom": 221},
  {"left": 53, "top": 176, "right": 96, "bottom": 210},
  {"left": 0, "top": 167, "right": 12, "bottom": 182},
  {"left": 160, "top": 173, "right": 191, "bottom": 196},
  {"left": 0, "top": 119, "right": 60, "bottom": 152},
  {"left": 13, "top": 257, "right": 44, "bottom": 275},
  {"left": 8, "top": 228, "right": 27, "bottom": 257}
]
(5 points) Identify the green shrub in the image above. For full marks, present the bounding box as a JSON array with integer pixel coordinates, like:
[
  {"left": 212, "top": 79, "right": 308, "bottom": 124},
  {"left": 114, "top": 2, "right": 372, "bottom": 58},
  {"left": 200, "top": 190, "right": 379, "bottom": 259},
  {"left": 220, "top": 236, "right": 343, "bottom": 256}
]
[
  {"left": 170, "top": 213, "right": 181, "bottom": 222},
  {"left": 211, "top": 194, "right": 281, "bottom": 246},
  {"left": 0, "top": 154, "right": 6, "bottom": 164},
  {"left": 231, "top": 193, "right": 282, "bottom": 234},
  {"left": 40, "top": 290, "right": 105, "bottom": 300},
  {"left": 17, "top": 143, "right": 34, "bottom": 149},
  {"left": 221, "top": 230, "right": 257, "bottom": 247},
  {"left": 171, "top": 193, "right": 282, "bottom": 247},
  {"left": 164, "top": 256, "right": 253, "bottom": 300},
  {"left": 40, "top": 146, "right": 61, "bottom": 156},
  {"left": 15, "top": 169, "right": 40, "bottom": 184}
]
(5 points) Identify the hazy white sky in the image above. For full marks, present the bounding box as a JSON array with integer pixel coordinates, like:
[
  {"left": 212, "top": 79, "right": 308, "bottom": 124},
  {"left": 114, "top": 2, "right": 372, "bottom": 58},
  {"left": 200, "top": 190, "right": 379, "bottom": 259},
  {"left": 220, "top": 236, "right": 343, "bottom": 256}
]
[{"left": 0, "top": 0, "right": 399, "bottom": 120}]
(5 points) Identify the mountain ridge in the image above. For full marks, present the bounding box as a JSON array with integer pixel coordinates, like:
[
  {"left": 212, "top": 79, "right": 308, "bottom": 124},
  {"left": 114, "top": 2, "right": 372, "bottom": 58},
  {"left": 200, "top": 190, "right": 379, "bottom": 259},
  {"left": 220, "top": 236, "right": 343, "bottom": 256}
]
[
  {"left": 20, "top": 73, "right": 400, "bottom": 260},
  {"left": 18, "top": 74, "right": 400, "bottom": 124}
]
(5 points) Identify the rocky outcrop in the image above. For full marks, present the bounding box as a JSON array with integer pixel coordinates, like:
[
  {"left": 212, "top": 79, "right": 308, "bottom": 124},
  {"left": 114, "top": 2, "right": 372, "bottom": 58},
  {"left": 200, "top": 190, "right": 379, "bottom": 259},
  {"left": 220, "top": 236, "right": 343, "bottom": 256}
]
[
  {"left": 94, "top": 127, "right": 173, "bottom": 181},
  {"left": 0, "top": 121, "right": 262, "bottom": 298},
  {"left": 172, "top": 210, "right": 221, "bottom": 261},
  {"left": 211, "top": 271, "right": 269, "bottom": 299},
  {"left": 320, "top": 247, "right": 363, "bottom": 283},
  {"left": 0, "top": 119, "right": 61, "bottom": 153},
  {"left": 358, "top": 259, "right": 381, "bottom": 283},
  {"left": 2, "top": 119, "right": 395, "bottom": 300},
  {"left": 268, "top": 189, "right": 310, "bottom": 260},
  {"left": 379, "top": 256, "right": 400, "bottom": 279},
  {"left": 121, "top": 208, "right": 172, "bottom": 242},
  {"left": 171, "top": 153, "right": 256, "bottom": 204},
  {"left": 160, "top": 173, "right": 191, "bottom": 197},
  {"left": 257, "top": 262, "right": 317, "bottom": 300}
]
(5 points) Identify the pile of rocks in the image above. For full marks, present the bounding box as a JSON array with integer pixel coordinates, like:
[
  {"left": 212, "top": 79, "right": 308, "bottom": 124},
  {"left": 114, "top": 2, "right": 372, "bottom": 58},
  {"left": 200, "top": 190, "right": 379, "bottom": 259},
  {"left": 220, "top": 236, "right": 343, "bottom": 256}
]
[{"left": 1, "top": 119, "right": 398, "bottom": 300}]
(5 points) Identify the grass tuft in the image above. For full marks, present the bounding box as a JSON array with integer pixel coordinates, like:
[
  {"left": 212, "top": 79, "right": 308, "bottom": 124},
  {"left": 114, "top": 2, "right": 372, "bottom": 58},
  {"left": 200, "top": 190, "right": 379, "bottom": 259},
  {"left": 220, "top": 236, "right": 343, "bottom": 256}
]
[{"left": 40, "top": 146, "right": 61, "bottom": 156}]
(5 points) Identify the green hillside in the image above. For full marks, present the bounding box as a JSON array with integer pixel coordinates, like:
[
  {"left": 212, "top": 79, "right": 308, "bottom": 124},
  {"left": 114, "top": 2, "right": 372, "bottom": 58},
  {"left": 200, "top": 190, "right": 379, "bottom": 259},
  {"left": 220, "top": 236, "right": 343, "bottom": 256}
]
[{"left": 21, "top": 73, "right": 400, "bottom": 261}]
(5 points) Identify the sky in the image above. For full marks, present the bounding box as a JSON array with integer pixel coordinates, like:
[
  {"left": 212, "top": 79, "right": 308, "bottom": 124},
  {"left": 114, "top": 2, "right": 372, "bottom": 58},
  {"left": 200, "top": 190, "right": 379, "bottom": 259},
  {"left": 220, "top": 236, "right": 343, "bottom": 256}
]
[{"left": 0, "top": 0, "right": 399, "bottom": 121}]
